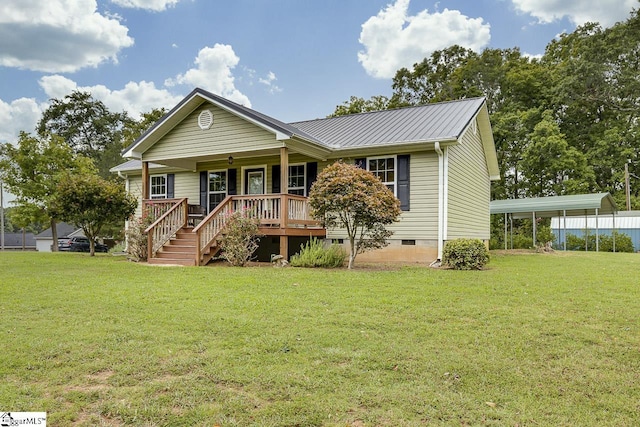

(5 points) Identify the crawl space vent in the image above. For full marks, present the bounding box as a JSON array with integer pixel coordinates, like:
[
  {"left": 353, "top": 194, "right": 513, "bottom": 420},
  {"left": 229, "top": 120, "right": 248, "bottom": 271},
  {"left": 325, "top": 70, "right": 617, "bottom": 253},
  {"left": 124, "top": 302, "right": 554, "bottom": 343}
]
[{"left": 198, "top": 109, "right": 214, "bottom": 130}]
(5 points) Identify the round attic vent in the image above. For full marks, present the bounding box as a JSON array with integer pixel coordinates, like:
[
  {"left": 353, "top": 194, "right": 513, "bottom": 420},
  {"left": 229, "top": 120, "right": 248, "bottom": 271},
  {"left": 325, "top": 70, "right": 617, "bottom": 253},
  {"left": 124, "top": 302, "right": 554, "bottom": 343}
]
[{"left": 198, "top": 109, "right": 214, "bottom": 130}]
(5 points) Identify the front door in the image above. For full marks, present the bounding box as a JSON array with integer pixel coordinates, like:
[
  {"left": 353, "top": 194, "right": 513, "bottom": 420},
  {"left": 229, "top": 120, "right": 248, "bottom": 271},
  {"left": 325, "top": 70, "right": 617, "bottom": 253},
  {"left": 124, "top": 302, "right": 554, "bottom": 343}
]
[{"left": 245, "top": 168, "right": 265, "bottom": 195}]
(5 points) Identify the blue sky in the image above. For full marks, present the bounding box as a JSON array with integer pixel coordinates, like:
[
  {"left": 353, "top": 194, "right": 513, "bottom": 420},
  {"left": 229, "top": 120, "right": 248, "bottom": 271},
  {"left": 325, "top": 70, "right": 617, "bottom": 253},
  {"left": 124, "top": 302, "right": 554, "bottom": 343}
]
[{"left": 0, "top": 0, "right": 637, "bottom": 148}]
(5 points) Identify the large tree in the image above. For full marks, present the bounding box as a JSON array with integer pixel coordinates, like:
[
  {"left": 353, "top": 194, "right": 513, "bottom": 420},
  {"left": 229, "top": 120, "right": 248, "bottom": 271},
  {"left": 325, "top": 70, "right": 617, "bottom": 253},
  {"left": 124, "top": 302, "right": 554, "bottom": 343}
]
[
  {"left": 51, "top": 174, "right": 137, "bottom": 256},
  {"left": 308, "top": 161, "right": 401, "bottom": 269},
  {"left": 0, "top": 132, "right": 94, "bottom": 250},
  {"left": 37, "top": 91, "right": 132, "bottom": 178}
]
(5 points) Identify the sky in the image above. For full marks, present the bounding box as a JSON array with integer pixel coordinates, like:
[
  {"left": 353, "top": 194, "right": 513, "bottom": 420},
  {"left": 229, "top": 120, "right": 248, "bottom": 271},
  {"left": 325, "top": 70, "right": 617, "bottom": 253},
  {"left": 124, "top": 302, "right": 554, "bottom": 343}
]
[{"left": 0, "top": 0, "right": 638, "bottom": 148}]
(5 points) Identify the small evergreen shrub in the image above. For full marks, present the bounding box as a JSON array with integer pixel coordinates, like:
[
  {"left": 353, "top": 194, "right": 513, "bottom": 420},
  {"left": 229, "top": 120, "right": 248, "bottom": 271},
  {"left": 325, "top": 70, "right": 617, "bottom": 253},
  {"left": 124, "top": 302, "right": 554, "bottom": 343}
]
[
  {"left": 219, "top": 211, "right": 263, "bottom": 266},
  {"left": 290, "top": 238, "right": 346, "bottom": 268},
  {"left": 442, "top": 238, "right": 490, "bottom": 270}
]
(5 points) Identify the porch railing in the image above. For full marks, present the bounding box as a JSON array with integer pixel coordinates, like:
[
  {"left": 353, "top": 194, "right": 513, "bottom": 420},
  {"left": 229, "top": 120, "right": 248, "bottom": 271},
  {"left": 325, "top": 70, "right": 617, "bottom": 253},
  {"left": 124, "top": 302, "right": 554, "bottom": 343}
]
[
  {"left": 144, "top": 198, "right": 188, "bottom": 260},
  {"left": 192, "top": 194, "right": 321, "bottom": 265}
]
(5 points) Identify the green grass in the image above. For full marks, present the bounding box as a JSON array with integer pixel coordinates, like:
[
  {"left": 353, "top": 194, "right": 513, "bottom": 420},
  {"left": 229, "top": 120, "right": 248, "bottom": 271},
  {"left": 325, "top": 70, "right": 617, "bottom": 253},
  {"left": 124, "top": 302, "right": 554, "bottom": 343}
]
[{"left": 0, "top": 251, "right": 639, "bottom": 426}]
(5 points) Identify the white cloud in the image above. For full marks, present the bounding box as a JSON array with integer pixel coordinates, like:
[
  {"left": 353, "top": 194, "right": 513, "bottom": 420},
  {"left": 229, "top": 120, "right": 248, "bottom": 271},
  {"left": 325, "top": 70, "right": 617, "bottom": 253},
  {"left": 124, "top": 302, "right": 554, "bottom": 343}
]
[
  {"left": 111, "top": 0, "right": 181, "bottom": 12},
  {"left": 258, "top": 71, "right": 282, "bottom": 94},
  {"left": 0, "top": 0, "right": 133, "bottom": 73},
  {"left": 358, "top": 0, "right": 491, "bottom": 79},
  {"left": 0, "top": 97, "right": 43, "bottom": 143},
  {"left": 511, "top": 0, "right": 637, "bottom": 27},
  {"left": 38, "top": 75, "right": 183, "bottom": 120},
  {"left": 165, "top": 44, "right": 251, "bottom": 107}
]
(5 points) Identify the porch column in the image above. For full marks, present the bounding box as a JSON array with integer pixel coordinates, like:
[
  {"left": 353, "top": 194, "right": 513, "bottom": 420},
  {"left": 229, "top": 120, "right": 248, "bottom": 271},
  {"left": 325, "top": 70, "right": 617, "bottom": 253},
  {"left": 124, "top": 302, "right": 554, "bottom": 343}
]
[
  {"left": 142, "top": 161, "right": 150, "bottom": 200},
  {"left": 280, "top": 147, "right": 289, "bottom": 259},
  {"left": 280, "top": 147, "right": 289, "bottom": 194}
]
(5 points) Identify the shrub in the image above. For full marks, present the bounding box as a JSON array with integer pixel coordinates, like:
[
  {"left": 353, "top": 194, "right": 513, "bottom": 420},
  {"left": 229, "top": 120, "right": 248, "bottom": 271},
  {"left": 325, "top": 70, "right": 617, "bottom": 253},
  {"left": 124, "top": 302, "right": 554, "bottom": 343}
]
[
  {"left": 125, "top": 215, "right": 154, "bottom": 262},
  {"left": 219, "top": 211, "right": 263, "bottom": 267},
  {"left": 290, "top": 238, "right": 346, "bottom": 268},
  {"left": 563, "top": 231, "right": 634, "bottom": 253},
  {"left": 442, "top": 238, "right": 490, "bottom": 270}
]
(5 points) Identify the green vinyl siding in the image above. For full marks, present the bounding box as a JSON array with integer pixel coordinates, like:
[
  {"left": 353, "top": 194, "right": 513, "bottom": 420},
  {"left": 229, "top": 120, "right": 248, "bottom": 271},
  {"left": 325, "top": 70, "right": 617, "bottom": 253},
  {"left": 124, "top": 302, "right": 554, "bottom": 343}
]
[
  {"left": 325, "top": 152, "right": 439, "bottom": 241},
  {"left": 143, "top": 104, "right": 282, "bottom": 163},
  {"left": 447, "top": 123, "right": 491, "bottom": 239}
]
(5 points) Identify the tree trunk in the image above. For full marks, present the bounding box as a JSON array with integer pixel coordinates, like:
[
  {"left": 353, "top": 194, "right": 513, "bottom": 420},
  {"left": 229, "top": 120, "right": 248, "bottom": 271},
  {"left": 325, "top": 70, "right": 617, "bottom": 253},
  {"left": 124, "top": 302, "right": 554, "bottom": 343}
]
[
  {"left": 51, "top": 218, "right": 58, "bottom": 252},
  {"left": 89, "top": 239, "right": 95, "bottom": 257},
  {"left": 348, "top": 236, "right": 356, "bottom": 269}
]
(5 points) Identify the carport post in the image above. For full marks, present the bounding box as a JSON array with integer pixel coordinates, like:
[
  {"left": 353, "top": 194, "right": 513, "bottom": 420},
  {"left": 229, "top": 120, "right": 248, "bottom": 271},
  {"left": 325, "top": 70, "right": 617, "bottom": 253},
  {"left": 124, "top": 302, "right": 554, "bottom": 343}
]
[
  {"left": 563, "top": 209, "right": 567, "bottom": 251},
  {"left": 613, "top": 211, "right": 616, "bottom": 253},
  {"left": 532, "top": 211, "right": 537, "bottom": 247},
  {"left": 595, "top": 208, "right": 599, "bottom": 252},
  {"left": 504, "top": 213, "right": 508, "bottom": 250},
  {"left": 510, "top": 214, "right": 513, "bottom": 249},
  {"left": 584, "top": 211, "right": 588, "bottom": 251}
]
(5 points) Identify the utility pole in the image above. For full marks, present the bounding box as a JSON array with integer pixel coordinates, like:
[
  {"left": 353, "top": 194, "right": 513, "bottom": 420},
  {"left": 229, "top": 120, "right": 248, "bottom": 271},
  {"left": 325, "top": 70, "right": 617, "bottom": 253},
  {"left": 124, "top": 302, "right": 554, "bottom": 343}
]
[
  {"left": 1, "top": 179, "right": 4, "bottom": 251},
  {"left": 625, "top": 161, "right": 631, "bottom": 211}
]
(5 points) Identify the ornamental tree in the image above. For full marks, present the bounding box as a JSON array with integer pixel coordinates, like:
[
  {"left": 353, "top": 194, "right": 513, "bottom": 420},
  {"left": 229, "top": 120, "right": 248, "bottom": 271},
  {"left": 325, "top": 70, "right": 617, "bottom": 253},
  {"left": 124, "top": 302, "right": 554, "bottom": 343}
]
[
  {"left": 51, "top": 174, "right": 137, "bottom": 256},
  {"left": 308, "top": 161, "right": 401, "bottom": 269}
]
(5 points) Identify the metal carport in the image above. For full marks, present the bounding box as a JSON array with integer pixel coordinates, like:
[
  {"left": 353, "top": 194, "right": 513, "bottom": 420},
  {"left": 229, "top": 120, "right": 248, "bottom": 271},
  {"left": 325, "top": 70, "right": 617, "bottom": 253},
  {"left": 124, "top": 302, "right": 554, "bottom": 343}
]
[{"left": 490, "top": 193, "right": 618, "bottom": 251}]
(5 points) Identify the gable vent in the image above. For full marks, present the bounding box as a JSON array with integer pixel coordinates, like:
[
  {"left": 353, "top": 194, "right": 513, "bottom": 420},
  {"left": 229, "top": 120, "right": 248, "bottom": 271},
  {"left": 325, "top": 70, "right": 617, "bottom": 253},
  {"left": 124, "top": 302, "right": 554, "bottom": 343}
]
[{"left": 198, "top": 109, "right": 214, "bottom": 130}]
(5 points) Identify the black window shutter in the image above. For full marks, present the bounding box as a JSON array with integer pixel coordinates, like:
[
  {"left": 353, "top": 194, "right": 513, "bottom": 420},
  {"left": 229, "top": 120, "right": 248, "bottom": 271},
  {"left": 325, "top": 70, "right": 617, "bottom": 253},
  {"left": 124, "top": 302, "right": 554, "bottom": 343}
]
[
  {"left": 306, "top": 162, "right": 318, "bottom": 195},
  {"left": 397, "top": 154, "right": 410, "bottom": 211},
  {"left": 272, "top": 165, "right": 281, "bottom": 193},
  {"left": 199, "top": 171, "right": 208, "bottom": 211},
  {"left": 166, "top": 174, "right": 175, "bottom": 199},
  {"left": 227, "top": 168, "right": 237, "bottom": 195},
  {"left": 355, "top": 158, "right": 366, "bottom": 169}
]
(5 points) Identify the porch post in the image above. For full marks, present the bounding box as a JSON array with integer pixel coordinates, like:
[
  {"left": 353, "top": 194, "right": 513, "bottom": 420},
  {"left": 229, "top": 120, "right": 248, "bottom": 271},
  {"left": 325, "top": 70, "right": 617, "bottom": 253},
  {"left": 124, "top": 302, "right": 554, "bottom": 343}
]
[
  {"left": 142, "top": 161, "right": 150, "bottom": 200},
  {"left": 279, "top": 146, "right": 289, "bottom": 260},
  {"left": 280, "top": 147, "right": 289, "bottom": 194}
]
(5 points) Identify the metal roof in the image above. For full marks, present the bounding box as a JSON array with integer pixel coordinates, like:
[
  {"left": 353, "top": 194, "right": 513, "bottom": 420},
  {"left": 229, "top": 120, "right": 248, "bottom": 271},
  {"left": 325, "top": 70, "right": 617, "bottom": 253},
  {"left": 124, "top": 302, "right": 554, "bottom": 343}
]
[
  {"left": 490, "top": 193, "right": 618, "bottom": 219},
  {"left": 290, "top": 97, "right": 486, "bottom": 149}
]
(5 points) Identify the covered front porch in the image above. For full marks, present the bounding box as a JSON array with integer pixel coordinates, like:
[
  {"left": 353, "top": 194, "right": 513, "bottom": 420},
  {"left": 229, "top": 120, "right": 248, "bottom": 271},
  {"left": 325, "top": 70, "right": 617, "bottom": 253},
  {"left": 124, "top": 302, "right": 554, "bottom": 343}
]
[{"left": 143, "top": 193, "right": 325, "bottom": 266}]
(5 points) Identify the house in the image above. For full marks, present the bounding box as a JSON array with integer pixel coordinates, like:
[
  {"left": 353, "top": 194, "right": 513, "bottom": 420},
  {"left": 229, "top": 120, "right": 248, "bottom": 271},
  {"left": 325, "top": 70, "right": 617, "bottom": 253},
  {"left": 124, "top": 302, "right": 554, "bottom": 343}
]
[
  {"left": 111, "top": 88, "right": 499, "bottom": 266},
  {"left": 1, "top": 232, "right": 36, "bottom": 251},
  {"left": 34, "top": 222, "right": 84, "bottom": 252}
]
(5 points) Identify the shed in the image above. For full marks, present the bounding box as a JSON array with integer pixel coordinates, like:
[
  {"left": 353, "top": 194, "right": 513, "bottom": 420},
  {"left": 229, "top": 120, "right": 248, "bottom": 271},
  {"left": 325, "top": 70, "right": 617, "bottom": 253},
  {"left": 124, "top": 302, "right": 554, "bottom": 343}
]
[{"left": 490, "top": 193, "right": 618, "bottom": 251}]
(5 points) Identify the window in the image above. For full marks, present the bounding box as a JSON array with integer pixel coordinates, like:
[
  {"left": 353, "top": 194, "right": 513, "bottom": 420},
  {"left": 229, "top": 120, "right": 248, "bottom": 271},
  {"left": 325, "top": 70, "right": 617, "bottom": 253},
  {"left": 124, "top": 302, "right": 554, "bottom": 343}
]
[
  {"left": 209, "top": 170, "right": 227, "bottom": 211},
  {"left": 368, "top": 156, "right": 396, "bottom": 195},
  {"left": 150, "top": 174, "right": 167, "bottom": 199},
  {"left": 288, "top": 164, "right": 306, "bottom": 196}
]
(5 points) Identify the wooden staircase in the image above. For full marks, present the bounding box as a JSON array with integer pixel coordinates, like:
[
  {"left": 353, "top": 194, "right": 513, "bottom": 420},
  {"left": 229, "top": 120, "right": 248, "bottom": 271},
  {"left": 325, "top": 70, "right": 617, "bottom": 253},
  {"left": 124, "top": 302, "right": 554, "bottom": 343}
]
[{"left": 148, "top": 227, "right": 221, "bottom": 266}]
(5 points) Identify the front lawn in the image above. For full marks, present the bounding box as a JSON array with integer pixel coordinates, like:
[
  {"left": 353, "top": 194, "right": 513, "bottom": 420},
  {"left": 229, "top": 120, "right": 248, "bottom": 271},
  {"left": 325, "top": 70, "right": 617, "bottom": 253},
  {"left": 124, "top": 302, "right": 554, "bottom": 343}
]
[{"left": 0, "top": 251, "right": 638, "bottom": 426}]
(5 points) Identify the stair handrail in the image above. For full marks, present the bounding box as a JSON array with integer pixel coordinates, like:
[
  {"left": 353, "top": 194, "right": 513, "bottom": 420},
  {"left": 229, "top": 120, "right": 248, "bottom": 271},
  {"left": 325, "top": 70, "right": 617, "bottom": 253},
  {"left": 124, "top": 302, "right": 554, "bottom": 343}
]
[
  {"left": 144, "top": 198, "right": 188, "bottom": 260},
  {"left": 193, "top": 195, "right": 234, "bottom": 264}
]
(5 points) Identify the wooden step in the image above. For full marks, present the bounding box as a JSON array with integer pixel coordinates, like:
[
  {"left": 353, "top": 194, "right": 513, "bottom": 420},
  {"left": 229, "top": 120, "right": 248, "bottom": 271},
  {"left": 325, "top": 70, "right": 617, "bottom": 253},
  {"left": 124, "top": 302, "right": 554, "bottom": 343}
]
[
  {"left": 156, "top": 250, "right": 194, "bottom": 260},
  {"left": 162, "top": 244, "right": 196, "bottom": 253}
]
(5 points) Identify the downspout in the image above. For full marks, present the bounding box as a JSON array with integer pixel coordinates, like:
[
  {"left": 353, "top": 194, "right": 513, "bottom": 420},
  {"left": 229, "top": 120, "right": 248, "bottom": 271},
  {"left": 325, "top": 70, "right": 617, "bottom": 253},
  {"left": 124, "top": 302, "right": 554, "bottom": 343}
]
[{"left": 435, "top": 142, "right": 444, "bottom": 261}]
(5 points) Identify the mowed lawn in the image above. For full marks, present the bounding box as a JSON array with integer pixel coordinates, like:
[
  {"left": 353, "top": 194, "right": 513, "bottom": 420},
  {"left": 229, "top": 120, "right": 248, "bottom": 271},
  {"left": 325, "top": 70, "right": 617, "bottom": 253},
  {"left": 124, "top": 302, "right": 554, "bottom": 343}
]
[{"left": 0, "top": 251, "right": 638, "bottom": 426}]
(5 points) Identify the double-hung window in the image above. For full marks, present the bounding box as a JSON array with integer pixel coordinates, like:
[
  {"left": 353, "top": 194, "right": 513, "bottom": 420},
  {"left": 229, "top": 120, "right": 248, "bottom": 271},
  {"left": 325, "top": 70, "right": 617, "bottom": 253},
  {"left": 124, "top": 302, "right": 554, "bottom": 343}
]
[
  {"left": 288, "top": 164, "right": 306, "bottom": 196},
  {"left": 209, "top": 170, "right": 227, "bottom": 212},
  {"left": 150, "top": 174, "right": 167, "bottom": 199},
  {"left": 368, "top": 156, "right": 396, "bottom": 196}
]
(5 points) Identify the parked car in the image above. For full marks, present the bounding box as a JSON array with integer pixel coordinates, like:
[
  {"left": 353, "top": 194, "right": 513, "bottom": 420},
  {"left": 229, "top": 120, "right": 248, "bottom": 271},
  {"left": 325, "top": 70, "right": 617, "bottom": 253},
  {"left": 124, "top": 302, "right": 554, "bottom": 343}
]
[{"left": 57, "top": 237, "right": 109, "bottom": 253}]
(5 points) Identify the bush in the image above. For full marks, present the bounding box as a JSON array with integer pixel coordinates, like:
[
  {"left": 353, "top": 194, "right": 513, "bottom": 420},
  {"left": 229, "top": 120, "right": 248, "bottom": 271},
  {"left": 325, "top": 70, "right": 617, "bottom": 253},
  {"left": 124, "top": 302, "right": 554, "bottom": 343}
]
[
  {"left": 290, "top": 238, "right": 346, "bottom": 268},
  {"left": 442, "top": 238, "right": 490, "bottom": 270},
  {"left": 219, "top": 211, "right": 263, "bottom": 266},
  {"left": 125, "top": 215, "right": 154, "bottom": 262},
  {"left": 563, "top": 231, "right": 634, "bottom": 252}
]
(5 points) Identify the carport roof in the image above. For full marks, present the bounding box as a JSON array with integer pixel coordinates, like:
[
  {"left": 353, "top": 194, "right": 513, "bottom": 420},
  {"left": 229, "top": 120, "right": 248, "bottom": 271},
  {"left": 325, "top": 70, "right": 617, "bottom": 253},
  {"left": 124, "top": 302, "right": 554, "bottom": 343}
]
[{"left": 490, "top": 193, "right": 618, "bottom": 219}]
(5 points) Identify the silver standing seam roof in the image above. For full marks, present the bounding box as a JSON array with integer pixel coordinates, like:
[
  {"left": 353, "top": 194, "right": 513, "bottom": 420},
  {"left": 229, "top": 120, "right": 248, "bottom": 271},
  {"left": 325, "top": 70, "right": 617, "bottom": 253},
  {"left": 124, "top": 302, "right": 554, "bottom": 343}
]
[
  {"left": 290, "top": 97, "right": 486, "bottom": 149},
  {"left": 121, "top": 87, "right": 488, "bottom": 158}
]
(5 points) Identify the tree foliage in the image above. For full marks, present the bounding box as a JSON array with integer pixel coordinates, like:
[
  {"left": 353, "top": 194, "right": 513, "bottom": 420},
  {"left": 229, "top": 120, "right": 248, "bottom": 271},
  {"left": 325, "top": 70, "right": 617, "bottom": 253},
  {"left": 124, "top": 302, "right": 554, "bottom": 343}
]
[
  {"left": 37, "top": 91, "right": 132, "bottom": 179},
  {"left": 51, "top": 174, "right": 137, "bottom": 256},
  {"left": 0, "top": 132, "right": 94, "bottom": 249},
  {"left": 308, "top": 161, "right": 401, "bottom": 269}
]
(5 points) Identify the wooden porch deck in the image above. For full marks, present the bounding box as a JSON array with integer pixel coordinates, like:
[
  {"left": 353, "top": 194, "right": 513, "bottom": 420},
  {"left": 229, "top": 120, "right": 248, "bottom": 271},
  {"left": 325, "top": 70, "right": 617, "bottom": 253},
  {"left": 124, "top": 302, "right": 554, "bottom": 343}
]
[{"left": 143, "top": 195, "right": 325, "bottom": 266}]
